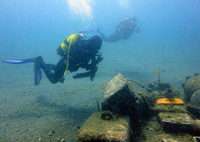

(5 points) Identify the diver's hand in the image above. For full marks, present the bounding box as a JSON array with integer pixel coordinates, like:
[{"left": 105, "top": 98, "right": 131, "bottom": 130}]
[
  {"left": 96, "top": 56, "right": 103, "bottom": 64},
  {"left": 59, "top": 77, "right": 65, "bottom": 83}
]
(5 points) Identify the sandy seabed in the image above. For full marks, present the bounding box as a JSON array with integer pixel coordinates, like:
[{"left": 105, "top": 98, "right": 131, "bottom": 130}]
[{"left": 0, "top": 45, "right": 199, "bottom": 142}]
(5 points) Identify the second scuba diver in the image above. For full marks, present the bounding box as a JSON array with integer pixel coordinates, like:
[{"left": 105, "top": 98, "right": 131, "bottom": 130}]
[{"left": 95, "top": 17, "right": 140, "bottom": 42}]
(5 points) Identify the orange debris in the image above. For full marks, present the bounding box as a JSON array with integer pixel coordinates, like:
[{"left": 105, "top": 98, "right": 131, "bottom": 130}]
[{"left": 156, "top": 98, "right": 184, "bottom": 105}]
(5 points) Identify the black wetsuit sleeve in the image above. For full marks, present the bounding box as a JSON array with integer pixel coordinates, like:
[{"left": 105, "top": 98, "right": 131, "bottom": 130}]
[{"left": 89, "top": 53, "right": 98, "bottom": 81}]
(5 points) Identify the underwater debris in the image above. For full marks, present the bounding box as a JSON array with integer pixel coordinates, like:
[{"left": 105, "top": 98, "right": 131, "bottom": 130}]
[
  {"left": 183, "top": 73, "right": 200, "bottom": 102},
  {"left": 102, "top": 73, "right": 138, "bottom": 115},
  {"left": 156, "top": 98, "right": 184, "bottom": 105},
  {"left": 146, "top": 82, "right": 171, "bottom": 93},
  {"left": 101, "top": 110, "right": 114, "bottom": 120},
  {"left": 78, "top": 74, "right": 154, "bottom": 142},
  {"left": 78, "top": 111, "right": 131, "bottom": 142},
  {"left": 128, "top": 79, "right": 145, "bottom": 88},
  {"left": 158, "top": 111, "right": 193, "bottom": 132},
  {"left": 96, "top": 100, "right": 100, "bottom": 111},
  {"left": 154, "top": 70, "right": 161, "bottom": 83},
  {"left": 193, "top": 136, "right": 200, "bottom": 142},
  {"left": 78, "top": 73, "right": 200, "bottom": 142},
  {"left": 161, "top": 138, "right": 178, "bottom": 142}
]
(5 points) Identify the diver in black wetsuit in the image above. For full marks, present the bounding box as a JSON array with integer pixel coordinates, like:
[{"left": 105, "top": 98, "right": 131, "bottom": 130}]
[
  {"left": 96, "top": 17, "right": 140, "bottom": 42},
  {"left": 34, "top": 33, "right": 103, "bottom": 85}
]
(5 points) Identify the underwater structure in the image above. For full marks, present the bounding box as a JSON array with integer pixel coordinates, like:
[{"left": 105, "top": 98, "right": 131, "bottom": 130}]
[{"left": 77, "top": 73, "right": 200, "bottom": 142}]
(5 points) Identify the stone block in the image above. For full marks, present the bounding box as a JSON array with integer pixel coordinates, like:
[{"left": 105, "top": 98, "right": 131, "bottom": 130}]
[{"left": 78, "top": 111, "right": 131, "bottom": 142}]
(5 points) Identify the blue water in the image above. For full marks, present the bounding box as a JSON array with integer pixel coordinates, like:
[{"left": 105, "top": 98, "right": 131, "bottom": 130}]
[
  {"left": 1, "top": 0, "right": 200, "bottom": 101},
  {"left": 2, "top": 0, "right": 198, "bottom": 80},
  {"left": 0, "top": 0, "right": 200, "bottom": 141},
  {"left": 1, "top": 0, "right": 199, "bottom": 59}
]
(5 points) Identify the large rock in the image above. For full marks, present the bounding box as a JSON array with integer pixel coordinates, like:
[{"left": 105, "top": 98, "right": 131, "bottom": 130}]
[
  {"left": 190, "top": 90, "right": 200, "bottom": 107},
  {"left": 183, "top": 74, "right": 200, "bottom": 102},
  {"left": 77, "top": 111, "right": 131, "bottom": 142}
]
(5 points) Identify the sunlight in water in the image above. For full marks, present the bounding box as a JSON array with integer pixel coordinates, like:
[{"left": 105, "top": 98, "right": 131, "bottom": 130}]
[
  {"left": 67, "top": 0, "right": 93, "bottom": 21},
  {"left": 118, "top": 0, "right": 130, "bottom": 8}
]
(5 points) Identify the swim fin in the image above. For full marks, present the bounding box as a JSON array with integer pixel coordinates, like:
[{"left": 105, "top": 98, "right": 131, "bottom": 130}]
[
  {"left": 34, "top": 62, "right": 42, "bottom": 86},
  {"left": 3, "top": 57, "right": 43, "bottom": 86},
  {"left": 2, "top": 58, "right": 36, "bottom": 64},
  {"left": 34, "top": 68, "right": 42, "bottom": 86}
]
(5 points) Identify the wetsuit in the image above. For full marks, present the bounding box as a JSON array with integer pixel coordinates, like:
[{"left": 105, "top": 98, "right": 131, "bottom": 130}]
[
  {"left": 35, "top": 34, "right": 103, "bottom": 84},
  {"left": 97, "top": 18, "right": 140, "bottom": 42}
]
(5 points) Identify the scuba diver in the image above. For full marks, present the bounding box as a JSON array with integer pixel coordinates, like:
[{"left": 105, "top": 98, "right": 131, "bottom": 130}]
[
  {"left": 3, "top": 34, "right": 103, "bottom": 86},
  {"left": 93, "top": 17, "right": 140, "bottom": 42}
]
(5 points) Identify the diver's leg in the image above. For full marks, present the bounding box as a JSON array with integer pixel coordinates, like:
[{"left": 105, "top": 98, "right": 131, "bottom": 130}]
[
  {"left": 51, "top": 58, "right": 67, "bottom": 83},
  {"left": 96, "top": 29, "right": 108, "bottom": 42},
  {"left": 46, "top": 64, "right": 56, "bottom": 71},
  {"left": 35, "top": 56, "right": 66, "bottom": 84},
  {"left": 106, "top": 34, "right": 121, "bottom": 42}
]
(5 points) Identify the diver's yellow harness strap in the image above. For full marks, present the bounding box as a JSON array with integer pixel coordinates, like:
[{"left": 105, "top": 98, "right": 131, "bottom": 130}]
[
  {"left": 64, "top": 34, "right": 82, "bottom": 75},
  {"left": 64, "top": 35, "right": 73, "bottom": 75}
]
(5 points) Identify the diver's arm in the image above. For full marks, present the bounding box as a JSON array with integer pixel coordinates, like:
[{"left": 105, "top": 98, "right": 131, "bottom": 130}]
[
  {"left": 89, "top": 52, "right": 104, "bottom": 81},
  {"left": 96, "top": 29, "right": 108, "bottom": 42},
  {"left": 89, "top": 53, "right": 98, "bottom": 81},
  {"left": 134, "top": 26, "right": 141, "bottom": 34}
]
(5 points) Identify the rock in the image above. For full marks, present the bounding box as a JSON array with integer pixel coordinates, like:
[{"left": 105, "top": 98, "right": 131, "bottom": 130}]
[
  {"left": 190, "top": 90, "right": 200, "bottom": 107},
  {"left": 183, "top": 75, "right": 200, "bottom": 102},
  {"left": 78, "top": 111, "right": 131, "bottom": 142}
]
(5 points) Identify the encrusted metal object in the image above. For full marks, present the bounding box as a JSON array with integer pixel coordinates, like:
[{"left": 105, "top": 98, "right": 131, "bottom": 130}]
[
  {"left": 101, "top": 111, "right": 114, "bottom": 120},
  {"left": 102, "top": 73, "right": 138, "bottom": 115},
  {"left": 158, "top": 112, "right": 193, "bottom": 132},
  {"left": 102, "top": 74, "right": 129, "bottom": 99}
]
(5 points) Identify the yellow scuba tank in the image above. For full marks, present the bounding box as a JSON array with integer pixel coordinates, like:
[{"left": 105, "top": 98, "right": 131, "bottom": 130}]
[
  {"left": 61, "top": 34, "right": 81, "bottom": 52},
  {"left": 60, "top": 33, "right": 82, "bottom": 75}
]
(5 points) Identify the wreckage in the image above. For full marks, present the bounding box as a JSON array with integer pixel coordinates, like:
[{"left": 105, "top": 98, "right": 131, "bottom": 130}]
[{"left": 77, "top": 73, "right": 200, "bottom": 142}]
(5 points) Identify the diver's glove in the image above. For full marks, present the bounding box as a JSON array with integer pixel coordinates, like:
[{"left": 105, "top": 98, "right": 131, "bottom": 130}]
[
  {"left": 96, "top": 56, "right": 103, "bottom": 64},
  {"left": 59, "top": 77, "right": 65, "bottom": 83},
  {"left": 95, "top": 52, "right": 103, "bottom": 64},
  {"left": 72, "top": 65, "right": 97, "bottom": 81}
]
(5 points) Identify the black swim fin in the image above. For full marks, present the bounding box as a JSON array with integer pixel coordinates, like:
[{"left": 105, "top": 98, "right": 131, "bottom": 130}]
[
  {"left": 34, "top": 68, "right": 42, "bottom": 86},
  {"left": 34, "top": 62, "right": 42, "bottom": 86}
]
